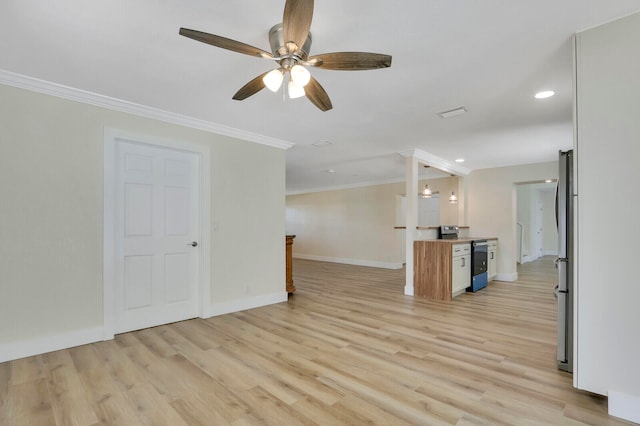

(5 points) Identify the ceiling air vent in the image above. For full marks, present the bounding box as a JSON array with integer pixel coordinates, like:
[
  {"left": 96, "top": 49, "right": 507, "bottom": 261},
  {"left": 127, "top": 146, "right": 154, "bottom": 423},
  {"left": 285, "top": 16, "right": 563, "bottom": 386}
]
[{"left": 437, "top": 106, "right": 467, "bottom": 119}]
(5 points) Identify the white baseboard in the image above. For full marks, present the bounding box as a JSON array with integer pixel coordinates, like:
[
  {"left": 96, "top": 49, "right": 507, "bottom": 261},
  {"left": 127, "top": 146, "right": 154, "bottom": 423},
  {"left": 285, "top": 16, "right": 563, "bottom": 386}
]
[
  {"left": 293, "top": 254, "right": 403, "bottom": 270},
  {"left": 609, "top": 390, "right": 640, "bottom": 423},
  {"left": 203, "top": 292, "right": 288, "bottom": 318},
  {"left": 543, "top": 250, "right": 558, "bottom": 256},
  {"left": 0, "top": 292, "right": 288, "bottom": 363},
  {"left": 0, "top": 326, "right": 104, "bottom": 363},
  {"left": 495, "top": 272, "right": 518, "bottom": 282}
]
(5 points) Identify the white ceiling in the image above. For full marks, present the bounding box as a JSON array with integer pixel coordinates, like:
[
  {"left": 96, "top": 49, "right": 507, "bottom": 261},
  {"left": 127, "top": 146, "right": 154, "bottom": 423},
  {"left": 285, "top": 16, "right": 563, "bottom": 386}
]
[{"left": 2, "top": 1, "right": 640, "bottom": 193}]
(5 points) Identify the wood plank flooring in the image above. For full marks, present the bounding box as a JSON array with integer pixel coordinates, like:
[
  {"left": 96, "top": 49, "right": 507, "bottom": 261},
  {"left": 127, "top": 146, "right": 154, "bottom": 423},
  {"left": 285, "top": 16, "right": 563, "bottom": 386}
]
[{"left": 0, "top": 257, "right": 633, "bottom": 425}]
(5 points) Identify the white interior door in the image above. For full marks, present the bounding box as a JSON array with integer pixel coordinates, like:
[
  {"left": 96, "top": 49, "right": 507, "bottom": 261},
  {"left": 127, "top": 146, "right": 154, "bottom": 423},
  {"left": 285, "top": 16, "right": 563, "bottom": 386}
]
[
  {"left": 534, "top": 198, "right": 543, "bottom": 259},
  {"left": 114, "top": 140, "right": 200, "bottom": 333}
]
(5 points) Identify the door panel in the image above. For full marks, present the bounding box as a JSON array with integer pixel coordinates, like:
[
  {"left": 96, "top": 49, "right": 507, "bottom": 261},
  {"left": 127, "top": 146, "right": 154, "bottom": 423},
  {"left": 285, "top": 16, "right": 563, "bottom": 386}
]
[
  {"left": 165, "top": 253, "right": 190, "bottom": 303},
  {"left": 124, "top": 255, "right": 153, "bottom": 309},
  {"left": 125, "top": 184, "right": 153, "bottom": 236},
  {"left": 115, "top": 141, "right": 200, "bottom": 333},
  {"left": 165, "top": 186, "right": 189, "bottom": 236}
]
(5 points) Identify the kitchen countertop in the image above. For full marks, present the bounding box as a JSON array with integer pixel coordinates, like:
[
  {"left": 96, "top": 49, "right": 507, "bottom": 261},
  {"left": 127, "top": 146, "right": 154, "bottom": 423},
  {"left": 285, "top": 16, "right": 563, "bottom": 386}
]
[
  {"left": 394, "top": 226, "right": 470, "bottom": 230},
  {"left": 415, "top": 237, "right": 497, "bottom": 244}
]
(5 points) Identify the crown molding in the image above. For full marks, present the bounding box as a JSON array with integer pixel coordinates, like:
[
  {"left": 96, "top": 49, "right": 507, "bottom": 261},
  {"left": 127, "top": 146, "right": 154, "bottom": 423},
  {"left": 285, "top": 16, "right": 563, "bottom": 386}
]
[
  {"left": 0, "top": 69, "right": 295, "bottom": 150},
  {"left": 286, "top": 176, "right": 408, "bottom": 196},
  {"left": 399, "top": 148, "right": 471, "bottom": 176}
]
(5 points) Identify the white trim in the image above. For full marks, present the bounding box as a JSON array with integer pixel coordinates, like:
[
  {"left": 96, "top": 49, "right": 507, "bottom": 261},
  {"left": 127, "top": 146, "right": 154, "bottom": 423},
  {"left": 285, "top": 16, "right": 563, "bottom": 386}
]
[
  {"left": 103, "top": 133, "right": 117, "bottom": 340},
  {"left": 398, "top": 148, "right": 471, "bottom": 176},
  {"left": 0, "top": 69, "right": 294, "bottom": 150},
  {"left": 204, "top": 292, "right": 288, "bottom": 318},
  {"left": 496, "top": 272, "right": 518, "bottom": 282},
  {"left": 576, "top": 9, "right": 640, "bottom": 34},
  {"left": 286, "top": 177, "right": 407, "bottom": 196},
  {"left": 543, "top": 250, "right": 558, "bottom": 256},
  {"left": 0, "top": 327, "right": 103, "bottom": 363},
  {"left": 287, "top": 148, "right": 474, "bottom": 196},
  {"left": 608, "top": 391, "right": 640, "bottom": 423},
  {"left": 572, "top": 33, "right": 580, "bottom": 390},
  {"left": 103, "top": 127, "right": 212, "bottom": 338},
  {"left": 293, "top": 254, "right": 403, "bottom": 270}
]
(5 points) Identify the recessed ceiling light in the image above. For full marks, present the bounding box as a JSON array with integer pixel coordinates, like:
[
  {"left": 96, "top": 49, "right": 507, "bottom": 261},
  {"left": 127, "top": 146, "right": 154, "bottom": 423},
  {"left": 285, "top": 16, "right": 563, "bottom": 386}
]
[
  {"left": 455, "top": 158, "right": 465, "bottom": 163},
  {"left": 535, "top": 90, "right": 555, "bottom": 99},
  {"left": 437, "top": 106, "right": 467, "bottom": 119},
  {"left": 325, "top": 169, "right": 336, "bottom": 173}
]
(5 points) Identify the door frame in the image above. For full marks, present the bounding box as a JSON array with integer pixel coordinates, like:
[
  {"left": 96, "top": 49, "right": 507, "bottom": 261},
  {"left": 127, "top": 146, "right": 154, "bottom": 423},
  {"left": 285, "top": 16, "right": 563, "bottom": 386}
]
[{"left": 103, "top": 127, "right": 211, "bottom": 340}]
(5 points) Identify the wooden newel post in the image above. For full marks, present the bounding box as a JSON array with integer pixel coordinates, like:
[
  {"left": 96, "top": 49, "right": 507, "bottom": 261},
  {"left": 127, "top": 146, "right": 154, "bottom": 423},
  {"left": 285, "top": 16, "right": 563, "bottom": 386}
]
[{"left": 286, "top": 235, "right": 296, "bottom": 293}]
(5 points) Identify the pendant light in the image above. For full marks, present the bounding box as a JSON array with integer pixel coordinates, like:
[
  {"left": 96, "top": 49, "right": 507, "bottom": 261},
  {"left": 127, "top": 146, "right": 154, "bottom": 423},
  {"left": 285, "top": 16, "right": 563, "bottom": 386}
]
[
  {"left": 449, "top": 192, "right": 458, "bottom": 204},
  {"left": 420, "top": 165, "right": 432, "bottom": 198}
]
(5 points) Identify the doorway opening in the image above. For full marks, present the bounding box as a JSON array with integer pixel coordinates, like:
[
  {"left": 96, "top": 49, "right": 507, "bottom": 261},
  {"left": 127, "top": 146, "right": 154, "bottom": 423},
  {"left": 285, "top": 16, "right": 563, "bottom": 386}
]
[{"left": 515, "top": 181, "right": 557, "bottom": 264}]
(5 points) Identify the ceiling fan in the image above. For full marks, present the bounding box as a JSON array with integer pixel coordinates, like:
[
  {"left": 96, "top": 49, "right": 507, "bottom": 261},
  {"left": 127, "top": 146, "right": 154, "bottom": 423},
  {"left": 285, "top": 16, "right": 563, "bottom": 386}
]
[{"left": 179, "top": 0, "right": 392, "bottom": 112}]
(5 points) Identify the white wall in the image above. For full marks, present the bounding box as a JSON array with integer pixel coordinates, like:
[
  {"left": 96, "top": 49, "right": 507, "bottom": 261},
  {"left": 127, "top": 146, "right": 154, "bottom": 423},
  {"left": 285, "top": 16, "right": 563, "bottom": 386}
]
[
  {"left": 286, "top": 182, "right": 405, "bottom": 269},
  {"left": 575, "top": 11, "right": 640, "bottom": 422},
  {"left": 0, "top": 83, "right": 286, "bottom": 359},
  {"left": 467, "top": 162, "right": 558, "bottom": 281}
]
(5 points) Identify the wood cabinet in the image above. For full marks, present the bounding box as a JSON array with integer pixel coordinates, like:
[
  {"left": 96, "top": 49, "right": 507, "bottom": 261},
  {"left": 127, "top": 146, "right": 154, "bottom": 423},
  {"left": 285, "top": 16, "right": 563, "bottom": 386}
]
[
  {"left": 286, "top": 235, "right": 296, "bottom": 293},
  {"left": 488, "top": 239, "right": 498, "bottom": 281},
  {"left": 414, "top": 240, "right": 470, "bottom": 301}
]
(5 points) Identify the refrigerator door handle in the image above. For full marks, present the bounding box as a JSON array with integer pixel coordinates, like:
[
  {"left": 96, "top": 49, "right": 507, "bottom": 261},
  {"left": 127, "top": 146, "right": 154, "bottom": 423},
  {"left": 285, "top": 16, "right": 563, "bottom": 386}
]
[{"left": 558, "top": 259, "right": 568, "bottom": 292}]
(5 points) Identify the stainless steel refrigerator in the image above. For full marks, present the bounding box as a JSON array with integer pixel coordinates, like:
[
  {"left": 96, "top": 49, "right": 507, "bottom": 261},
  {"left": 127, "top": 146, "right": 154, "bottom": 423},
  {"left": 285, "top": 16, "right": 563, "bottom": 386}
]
[{"left": 555, "top": 150, "right": 573, "bottom": 373}]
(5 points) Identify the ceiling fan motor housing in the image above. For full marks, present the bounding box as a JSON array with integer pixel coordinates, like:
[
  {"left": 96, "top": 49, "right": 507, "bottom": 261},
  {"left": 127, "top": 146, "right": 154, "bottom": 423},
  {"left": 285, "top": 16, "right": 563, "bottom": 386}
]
[{"left": 269, "top": 23, "right": 312, "bottom": 63}]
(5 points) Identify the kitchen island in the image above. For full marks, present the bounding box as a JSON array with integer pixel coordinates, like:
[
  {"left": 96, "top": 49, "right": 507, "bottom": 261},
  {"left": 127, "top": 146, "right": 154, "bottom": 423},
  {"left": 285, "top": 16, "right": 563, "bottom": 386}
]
[{"left": 414, "top": 237, "right": 497, "bottom": 301}]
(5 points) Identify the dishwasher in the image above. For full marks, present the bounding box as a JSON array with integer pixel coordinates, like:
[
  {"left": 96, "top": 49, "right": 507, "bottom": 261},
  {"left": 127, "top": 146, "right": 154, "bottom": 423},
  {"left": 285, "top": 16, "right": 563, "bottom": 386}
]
[{"left": 468, "top": 240, "right": 488, "bottom": 292}]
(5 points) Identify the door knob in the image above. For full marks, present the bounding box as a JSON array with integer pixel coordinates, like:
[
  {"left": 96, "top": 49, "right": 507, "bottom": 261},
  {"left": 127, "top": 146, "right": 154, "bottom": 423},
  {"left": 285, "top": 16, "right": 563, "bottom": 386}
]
[{"left": 189, "top": 241, "right": 198, "bottom": 247}]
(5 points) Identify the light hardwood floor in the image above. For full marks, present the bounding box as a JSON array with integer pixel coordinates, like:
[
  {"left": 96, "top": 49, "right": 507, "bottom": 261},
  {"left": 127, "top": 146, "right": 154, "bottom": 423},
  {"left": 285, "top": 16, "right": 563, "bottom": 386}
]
[{"left": 0, "top": 257, "right": 632, "bottom": 425}]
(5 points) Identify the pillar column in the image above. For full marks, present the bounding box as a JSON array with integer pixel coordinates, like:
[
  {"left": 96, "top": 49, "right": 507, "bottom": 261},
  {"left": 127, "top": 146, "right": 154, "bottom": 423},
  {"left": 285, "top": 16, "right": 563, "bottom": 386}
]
[{"left": 404, "top": 155, "right": 418, "bottom": 296}]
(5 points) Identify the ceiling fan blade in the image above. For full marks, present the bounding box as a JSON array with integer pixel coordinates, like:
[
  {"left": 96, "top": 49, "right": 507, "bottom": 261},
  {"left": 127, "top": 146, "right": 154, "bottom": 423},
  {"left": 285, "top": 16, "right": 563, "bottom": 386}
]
[
  {"left": 179, "top": 28, "right": 273, "bottom": 59},
  {"left": 232, "top": 72, "right": 269, "bottom": 101},
  {"left": 305, "top": 76, "right": 332, "bottom": 112},
  {"left": 283, "top": 0, "right": 314, "bottom": 53},
  {"left": 307, "top": 52, "right": 392, "bottom": 70}
]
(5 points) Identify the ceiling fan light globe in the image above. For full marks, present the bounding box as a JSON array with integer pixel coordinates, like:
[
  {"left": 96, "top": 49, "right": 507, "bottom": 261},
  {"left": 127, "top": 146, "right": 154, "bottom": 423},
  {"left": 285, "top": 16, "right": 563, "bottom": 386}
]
[
  {"left": 288, "top": 80, "right": 306, "bottom": 99},
  {"left": 263, "top": 69, "right": 284, "bottom": 92},
  {"left": 290, "top": 64, "right": 311, "bottom": 87}
]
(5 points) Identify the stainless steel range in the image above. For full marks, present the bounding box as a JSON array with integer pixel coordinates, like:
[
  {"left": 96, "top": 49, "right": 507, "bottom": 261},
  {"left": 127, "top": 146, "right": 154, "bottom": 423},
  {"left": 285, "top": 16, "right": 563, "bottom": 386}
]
[{"left": 438, "top": 225, "right": 459, "bottom": 240}]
